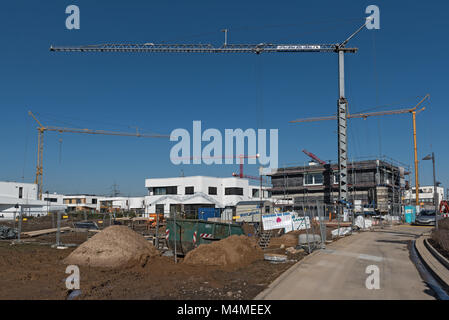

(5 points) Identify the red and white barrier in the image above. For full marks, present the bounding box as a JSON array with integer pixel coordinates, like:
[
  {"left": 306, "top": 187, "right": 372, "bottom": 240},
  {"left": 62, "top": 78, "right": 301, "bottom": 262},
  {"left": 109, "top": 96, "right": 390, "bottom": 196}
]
[
  {"left": 200, "top": 233, "right": 213, "bottom": 239},
  {"left": 193, "top": 231, "right": 197, "bottom": 245},
  {"left": 165, "top": 229, "right": 170, "bottom": 240}
]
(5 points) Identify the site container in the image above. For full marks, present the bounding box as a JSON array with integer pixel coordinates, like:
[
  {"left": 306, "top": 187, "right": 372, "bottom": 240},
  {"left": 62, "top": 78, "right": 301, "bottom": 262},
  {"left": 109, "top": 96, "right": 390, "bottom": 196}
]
[
  {"left": 197, "top": 207, "right": 221, "bottom": 221},
  {"left": 165, "top": 218, "right": 244, "bottom": 255}
]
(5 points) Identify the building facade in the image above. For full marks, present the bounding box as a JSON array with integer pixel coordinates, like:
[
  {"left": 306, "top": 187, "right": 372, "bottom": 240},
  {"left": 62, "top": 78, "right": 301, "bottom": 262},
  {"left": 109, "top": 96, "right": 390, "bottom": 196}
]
[
  {"left": 97, "top": 196, "right": 145, "bottom": 214},
  {"left": 144, "top": 176, "right": 271, "bottom": 218},
  {"left": 0, "top": 181, "right": 60, "bottom": 219},
  {"left": 269, "top": 159, "right": 407, "bottom": 214},
  {"left": 403, "top": 186, "right": 444, "bottom": 209},
  {"left": 63, "top": 195, "right": 99, "bottom": 212}
]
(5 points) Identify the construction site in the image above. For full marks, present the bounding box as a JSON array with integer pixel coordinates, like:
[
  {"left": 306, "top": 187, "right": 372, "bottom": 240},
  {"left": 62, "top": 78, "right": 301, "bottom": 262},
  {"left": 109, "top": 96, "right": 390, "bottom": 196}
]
[{"left": 1, "top": 2, "right": 449, "bottom": 304}]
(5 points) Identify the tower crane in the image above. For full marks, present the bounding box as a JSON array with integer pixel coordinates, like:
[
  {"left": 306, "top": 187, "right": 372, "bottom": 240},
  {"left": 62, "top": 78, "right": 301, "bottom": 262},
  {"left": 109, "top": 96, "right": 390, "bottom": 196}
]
[
  {"left": 302, "top": 149, "right": 328, "bottom": 166},
  {"left": 28, "top": 111, "right": 170, "bottom": 200},
  {"left": 50, "top": 18, "right": 373, "bottom": 205},
  {"left": 290, "top": 94, "right": 430, "bottom": 206}
]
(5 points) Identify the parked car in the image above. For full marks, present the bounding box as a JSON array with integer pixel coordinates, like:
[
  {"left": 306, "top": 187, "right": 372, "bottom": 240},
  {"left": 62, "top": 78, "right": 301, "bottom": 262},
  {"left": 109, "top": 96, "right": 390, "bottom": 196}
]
[{"left": 414, "top": 210, "right": 436, "bottom": 226}]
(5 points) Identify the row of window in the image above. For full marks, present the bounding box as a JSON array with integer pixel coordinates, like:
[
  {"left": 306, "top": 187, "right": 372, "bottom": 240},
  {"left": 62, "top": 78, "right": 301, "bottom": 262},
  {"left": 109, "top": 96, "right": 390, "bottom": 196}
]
[
  {"left": 303, "top": 173, "right": 341, "bottom": 186},
  {"left": 152, "top": 186, "right": 259, "bottom": 196},
  {"left": 63, "top": 198, "right": 98, "bottom": 205}
]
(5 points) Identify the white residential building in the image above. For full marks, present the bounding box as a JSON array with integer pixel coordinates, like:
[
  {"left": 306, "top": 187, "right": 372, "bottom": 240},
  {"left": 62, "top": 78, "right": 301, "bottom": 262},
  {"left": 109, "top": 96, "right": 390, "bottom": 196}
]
[
  {"left": 404, "top": 186, "right": 444, "bottom": 209},
  {"left": 63, "top": 195, "right": 99, "bottom": 212},
  {"left": 0, "top": 181, "right": 58, "bottom": 219},
  {"left": 97, "top": 196, "right": 145, "bottom": 213},
  {"left": 144, "top": 176, "right": 272, "bottom": 218},
  {"left": 41, "top": 192, "right": 67, "bottom": 213}
]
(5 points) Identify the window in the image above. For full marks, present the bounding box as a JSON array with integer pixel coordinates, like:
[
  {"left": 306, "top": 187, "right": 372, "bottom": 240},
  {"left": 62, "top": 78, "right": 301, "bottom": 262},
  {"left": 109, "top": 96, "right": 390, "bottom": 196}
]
[
  {"left": 156, "top": 204, "right": 164, "bottom": 214},
  {"left": 225, "top": 187, "right": 244, "bottom": 196},
  {"left": 208, "top": 187, "right": 217, "bottom": 195},
  {"left": 154, "top": 186, "right": 177, "bottom": 195},
  {"left": 185, "top": 186, "right": 194, "bottom": 195},
  {"left": 92, "top": 199, "right": 97, "bottom": 204},
  {"left": 304, "top": 173, "right": 324, "bottom": 186},
  {"left": 18, "top": 187, "right": 23, "bottom": 199},
  {"left": 76, "top": 199, "right": 81, "bottom": 204},
  {"left": 44, "top": 198, "right": 58, "bottom": 203},
  {"left": 265, "top": 206, "right": 270, "bottom": 214},
  {"left": 252, "top": 189, "right": 259, "bottom": 197}
]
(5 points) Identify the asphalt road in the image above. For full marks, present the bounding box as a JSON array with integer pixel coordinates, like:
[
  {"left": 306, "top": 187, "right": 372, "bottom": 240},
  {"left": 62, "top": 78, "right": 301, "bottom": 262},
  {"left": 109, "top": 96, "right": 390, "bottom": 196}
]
[{"left": 256, "top": 225, "right": 436, "bottom": 300}]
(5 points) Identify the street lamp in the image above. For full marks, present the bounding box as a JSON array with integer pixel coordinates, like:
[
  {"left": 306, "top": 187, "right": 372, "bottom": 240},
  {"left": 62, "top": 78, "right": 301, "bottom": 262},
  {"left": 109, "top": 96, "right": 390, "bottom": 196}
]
[{"left": 422, "top": 152, "right": 438, "bottom": 230}]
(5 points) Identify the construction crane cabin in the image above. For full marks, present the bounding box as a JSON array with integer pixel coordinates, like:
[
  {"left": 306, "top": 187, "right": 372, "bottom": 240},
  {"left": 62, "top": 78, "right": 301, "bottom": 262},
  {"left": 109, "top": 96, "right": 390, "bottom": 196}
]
[{"left": 50, "top": 18, "right": 373, "bottom": 206}]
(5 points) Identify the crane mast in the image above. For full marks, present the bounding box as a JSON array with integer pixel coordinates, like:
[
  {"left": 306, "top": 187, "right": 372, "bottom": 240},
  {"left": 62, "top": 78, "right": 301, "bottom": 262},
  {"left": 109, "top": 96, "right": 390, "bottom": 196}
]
[{"left": 50, "top": 20, "right": 372, "bottom": 205}]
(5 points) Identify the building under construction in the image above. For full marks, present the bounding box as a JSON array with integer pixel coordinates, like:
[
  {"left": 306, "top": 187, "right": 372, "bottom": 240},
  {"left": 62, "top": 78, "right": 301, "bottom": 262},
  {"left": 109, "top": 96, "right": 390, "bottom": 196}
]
[{"left": 269, "top": 157, "right": 409, "bottom": 214}]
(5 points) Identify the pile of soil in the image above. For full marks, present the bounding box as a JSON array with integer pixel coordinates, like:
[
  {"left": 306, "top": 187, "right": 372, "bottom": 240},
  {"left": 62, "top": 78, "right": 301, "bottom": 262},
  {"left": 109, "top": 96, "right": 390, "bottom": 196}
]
[
  {"left": 268, "top": 224, "right": 335, "bottom": 248},
  {"left": 183, "top": 235, "right": 263, "bottom": 270},
  {"left": 269, "top": 232, "right": 299, "bottom": 248},
  {"left": 64, "top": 225, "right": 159, "bottom": 268}
]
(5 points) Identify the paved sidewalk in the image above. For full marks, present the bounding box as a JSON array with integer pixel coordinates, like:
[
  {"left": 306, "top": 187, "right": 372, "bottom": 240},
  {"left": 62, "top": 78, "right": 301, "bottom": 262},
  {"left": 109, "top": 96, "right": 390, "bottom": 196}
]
[{"left": 256, "top": 225, "right": 435, "bottom": 300}]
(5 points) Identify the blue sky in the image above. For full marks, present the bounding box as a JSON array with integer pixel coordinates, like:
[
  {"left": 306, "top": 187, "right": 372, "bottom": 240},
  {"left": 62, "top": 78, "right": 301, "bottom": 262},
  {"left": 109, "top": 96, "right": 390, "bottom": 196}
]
[{"left": 0, "top": 0, "right": 447, "bottom": 196}]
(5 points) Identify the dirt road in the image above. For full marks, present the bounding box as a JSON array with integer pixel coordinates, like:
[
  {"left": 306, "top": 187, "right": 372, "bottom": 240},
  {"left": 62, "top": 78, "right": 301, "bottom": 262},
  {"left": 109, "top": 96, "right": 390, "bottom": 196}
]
[{"left": 256, "top": 225, "right": 436, "bottom": 300}]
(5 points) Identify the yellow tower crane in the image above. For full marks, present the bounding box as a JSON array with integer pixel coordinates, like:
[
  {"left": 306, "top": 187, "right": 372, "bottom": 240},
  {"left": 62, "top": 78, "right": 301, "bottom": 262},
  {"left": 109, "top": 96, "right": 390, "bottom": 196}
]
[
  {"left": 28, "top": 111, "right": 170, "bottom": 200},
  {"left": 290, "top": 94, "right": 429, "bottom": 206}
]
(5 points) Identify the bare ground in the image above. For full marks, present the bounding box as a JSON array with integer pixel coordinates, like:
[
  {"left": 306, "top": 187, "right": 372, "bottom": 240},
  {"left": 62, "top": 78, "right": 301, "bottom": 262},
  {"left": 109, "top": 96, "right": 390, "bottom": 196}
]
[{"left": 0, "top": 238, "right": 304, "bottom": 300}]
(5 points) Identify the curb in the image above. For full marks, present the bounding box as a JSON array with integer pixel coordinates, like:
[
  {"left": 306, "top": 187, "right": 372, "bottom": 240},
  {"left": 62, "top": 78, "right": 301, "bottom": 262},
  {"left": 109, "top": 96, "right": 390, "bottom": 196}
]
[
  {"left": 415, "top": 235, "right": 449, "bottom": 293},
  {"left": 424, "top": 238, "right": 449, "bottom": 270},
  {"left": 253, "top": 248, "right": 321, "bottom": 300}
]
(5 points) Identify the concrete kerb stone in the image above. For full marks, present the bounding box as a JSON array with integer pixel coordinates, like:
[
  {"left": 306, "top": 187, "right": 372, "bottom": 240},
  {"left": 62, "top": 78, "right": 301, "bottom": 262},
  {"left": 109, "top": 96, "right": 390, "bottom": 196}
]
[
  {"left": 424, "top": 238, "right": 449, "bottom": 270},
  {"left": 415, "top": 235, "right": 449, "bottom": 292}
]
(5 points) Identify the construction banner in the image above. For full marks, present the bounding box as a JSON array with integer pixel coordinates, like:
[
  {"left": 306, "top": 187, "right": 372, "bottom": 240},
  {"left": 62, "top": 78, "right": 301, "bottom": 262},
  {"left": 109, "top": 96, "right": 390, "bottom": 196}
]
[{"left": 262, "top": 212, "right": 293, "bottom": 233}]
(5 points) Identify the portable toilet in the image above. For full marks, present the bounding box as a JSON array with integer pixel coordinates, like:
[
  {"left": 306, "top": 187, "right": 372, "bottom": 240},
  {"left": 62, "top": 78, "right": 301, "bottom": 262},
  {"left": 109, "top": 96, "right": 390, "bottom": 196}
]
[{"left": 404, "top": 206, "right": 416, "bottom": 224}]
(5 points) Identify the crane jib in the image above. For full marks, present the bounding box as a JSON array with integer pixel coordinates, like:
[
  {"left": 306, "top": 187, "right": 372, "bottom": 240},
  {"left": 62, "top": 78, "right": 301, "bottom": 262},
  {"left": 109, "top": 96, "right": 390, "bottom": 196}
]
[{"left": 50, "top": 44, "right": 357, "bottom": 54}]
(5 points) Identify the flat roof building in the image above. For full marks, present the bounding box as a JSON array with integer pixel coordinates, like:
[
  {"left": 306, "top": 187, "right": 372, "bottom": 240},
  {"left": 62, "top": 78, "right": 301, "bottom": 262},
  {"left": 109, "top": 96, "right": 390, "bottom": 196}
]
[
  {"left": 268, "top": 158, "right": 408, "bottom": 214},
  {"left": 144, "top": 176, "right": 271, "bottom": 218}
]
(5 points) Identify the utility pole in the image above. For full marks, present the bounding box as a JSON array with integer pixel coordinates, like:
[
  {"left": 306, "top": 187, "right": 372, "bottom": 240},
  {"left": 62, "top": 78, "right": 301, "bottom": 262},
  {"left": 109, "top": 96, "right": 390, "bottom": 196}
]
[
  {"left": 259, "top": 166, "right": 263, "bottom": 228},
  {"left": 423, "top": 152, "right": 438, "bottom": 230},
  {"left": 412, "top": 110, "right": 420, "bottom": 207}
]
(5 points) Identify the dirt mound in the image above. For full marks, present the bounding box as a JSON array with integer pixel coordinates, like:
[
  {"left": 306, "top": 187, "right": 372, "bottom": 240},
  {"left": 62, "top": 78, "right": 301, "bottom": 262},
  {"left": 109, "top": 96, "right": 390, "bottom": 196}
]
[
  {"left": 183, "top": 235, "right": 263, "bottom": 270},
  {"left": 64, "top": 225, "right": 159, "bottom": 268},
  {"left": 269, "top": 232, "right": 298, "bottom": 248}
]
